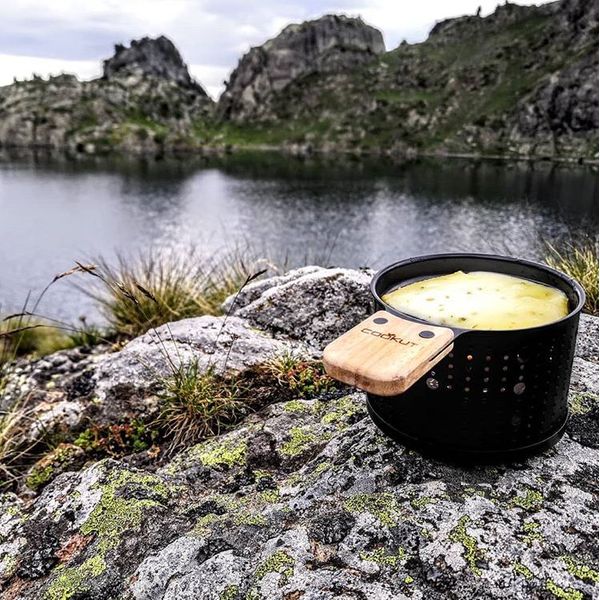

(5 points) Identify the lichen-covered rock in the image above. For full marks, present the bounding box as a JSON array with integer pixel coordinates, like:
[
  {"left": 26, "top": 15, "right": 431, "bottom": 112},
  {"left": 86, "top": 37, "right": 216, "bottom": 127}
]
[
  {"left": 0, "top": 268, "right": 597, "bottom": 599},
  {"left": 94, "top": 315, "right": 298, "bottom": 398},
  {"left": 224, "top": 266, "right": 373, "bottom": 348}
]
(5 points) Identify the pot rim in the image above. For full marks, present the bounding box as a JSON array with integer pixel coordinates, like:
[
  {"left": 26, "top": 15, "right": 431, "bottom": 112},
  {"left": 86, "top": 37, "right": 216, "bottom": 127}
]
[{"left": 370, "top": 252, "right": 586, "bottom": 335}]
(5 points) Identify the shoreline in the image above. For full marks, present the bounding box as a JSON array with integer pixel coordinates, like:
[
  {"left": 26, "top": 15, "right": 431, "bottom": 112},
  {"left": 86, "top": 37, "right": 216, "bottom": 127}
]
[{"left": 0, "top": 142, "right": 598, "bottom": 167}]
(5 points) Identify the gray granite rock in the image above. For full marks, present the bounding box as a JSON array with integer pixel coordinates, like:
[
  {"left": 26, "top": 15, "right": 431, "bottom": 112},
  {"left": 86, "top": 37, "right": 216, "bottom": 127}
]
[
  {"left": 224, "top": 266, "right": 373, "bottom": 349},
  {"left": 0, "top": 268, "right": 597, "bottom": 599}
]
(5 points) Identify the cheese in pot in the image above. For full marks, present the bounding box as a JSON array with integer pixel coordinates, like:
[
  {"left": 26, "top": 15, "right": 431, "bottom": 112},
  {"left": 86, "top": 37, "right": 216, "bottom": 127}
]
[{"left": 382, "top": 271, "right": 569, "bottom": 330}]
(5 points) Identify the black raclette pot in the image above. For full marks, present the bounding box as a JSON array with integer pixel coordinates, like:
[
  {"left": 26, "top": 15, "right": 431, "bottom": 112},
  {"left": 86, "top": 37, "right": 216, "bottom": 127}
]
[{"left": 324, "top": 253, "right": 586, "bottom": 462}]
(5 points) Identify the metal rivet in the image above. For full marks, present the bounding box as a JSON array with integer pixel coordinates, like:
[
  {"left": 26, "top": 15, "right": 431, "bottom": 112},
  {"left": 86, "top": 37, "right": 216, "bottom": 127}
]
[
  {"left": 426, "top": 377, "right": 439, "bottom": 390},
  {"left": 514, "top": 382, "right": 526, "bottom": 395},
  {"left": 373, "top": 317, "right": 388, "bottom": 325},
  {"left": 420, "top": 330, "right": 435, "bottom": 339}
]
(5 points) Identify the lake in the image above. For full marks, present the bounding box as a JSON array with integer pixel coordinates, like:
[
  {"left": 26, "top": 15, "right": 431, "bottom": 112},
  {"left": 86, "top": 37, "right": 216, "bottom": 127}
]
[{"left": 0, "top": 151, "right": 597, "bottom": 323}]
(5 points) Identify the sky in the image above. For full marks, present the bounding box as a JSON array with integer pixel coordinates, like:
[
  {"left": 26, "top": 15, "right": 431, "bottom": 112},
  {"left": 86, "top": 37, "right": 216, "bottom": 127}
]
[{"left": 0, "top": 0, "right": 554, "bottom": 99}]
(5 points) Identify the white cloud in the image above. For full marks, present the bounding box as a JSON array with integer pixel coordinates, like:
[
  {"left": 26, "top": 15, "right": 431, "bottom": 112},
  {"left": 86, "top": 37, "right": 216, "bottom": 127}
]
[{"left": 0, "top": 0, "right": 555, "bottom": 97}]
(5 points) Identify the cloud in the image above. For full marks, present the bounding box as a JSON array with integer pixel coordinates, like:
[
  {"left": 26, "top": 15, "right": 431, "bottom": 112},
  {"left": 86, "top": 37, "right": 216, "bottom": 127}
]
[{"left": 0, "top": 0, "right": 555, "bottom": 95}]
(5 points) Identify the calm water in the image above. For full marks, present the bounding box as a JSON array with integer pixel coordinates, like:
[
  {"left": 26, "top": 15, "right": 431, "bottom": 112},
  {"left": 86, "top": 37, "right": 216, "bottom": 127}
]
[{"left": 0, "top": 152, "right": 597, "bottom": 322}]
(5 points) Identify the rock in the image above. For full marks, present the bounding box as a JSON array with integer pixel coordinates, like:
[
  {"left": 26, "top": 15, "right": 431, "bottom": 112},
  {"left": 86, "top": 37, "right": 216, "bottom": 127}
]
[
  {"left": 0, "top": 268, "right": 597, "bottom": 599},
  {"left": 94, "top": 315, "right": 298, "bottom": 398},
  {"left": 218, "top": 15, "right": 385, "bottom": 121},
  {"left": 224, "top": 266, "right": 373, "bottom": 349},
  {"left": 102, "top": 36, "right": 203, "bottom": 92}
]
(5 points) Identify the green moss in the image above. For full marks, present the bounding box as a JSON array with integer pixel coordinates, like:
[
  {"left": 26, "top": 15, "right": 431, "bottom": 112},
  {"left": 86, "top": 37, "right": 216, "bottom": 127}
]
[
  {"left": 513, "top": 562, "right": 534, "bottom": 579},
  {"left": 198, "top": 438, "right": 247, "bottom": 469},
  {"left": 46, "top": 555, "right": 106, "bottom": 600},
  {"left": 344, "top": 492, "right": 398, "bottom": 527},
  {"left": 232, "top": 512, "right": 268, "bottom": 527},
  {"left": 449, "top": 516, "right": 484, "bottom": 576},
  {"left": 80, "top": 469, "right": 169, "bottom": 555},
  {"left": 404, "top": 575, "right": 414, "bottom": 584},
  {"left": 521, "top": 521, "right": 543, "bottom": 546},
  {"left": 254, "top": 550, "right": 295, "bottom": 584},
  {"left": 280, "top": 427, "right": 316, "bottom": 457},
  {"left": 360, "top": 546, "right": 406, "bottom": 567},
  {"left": 569, "top": 392, "right": 598, "bottom": 415},
  {"left": 511, "top": 489, "right": 544, "bottom": 511},
  {"left": 283, "top": 400, "right": 310, "bottom": 413},
  {"left": 259, "top": 489, "right": 280, "bottom": 503},
  {"left": 545, "top": 580, "right": 583, "bottom": 600},
  {"left": 311, "top": 460, "right": 331, "bottom": 478},
  {"left": 26, "top": 464, "right": 54, "bottom": 491},
  {"left": 193, "top": 513, "right": 219, "bottom": 535},
  {"left": 561, "top": 556, "right": 599, "bottom": 583},
  {"left": 320, "top": 395, "right": 359, "bottom": 427},
  {"left": 411, "top": 496, "right": 437, "bottom": 509},
  {"left": 220, "top": 585, "right": 239, "bottom": 600}
]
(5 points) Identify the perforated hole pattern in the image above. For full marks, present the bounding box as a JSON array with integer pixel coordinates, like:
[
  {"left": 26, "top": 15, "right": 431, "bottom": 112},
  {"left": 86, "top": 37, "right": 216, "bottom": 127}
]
[{"left": 368, "top": 319, "right": 579, "bottom": 452}]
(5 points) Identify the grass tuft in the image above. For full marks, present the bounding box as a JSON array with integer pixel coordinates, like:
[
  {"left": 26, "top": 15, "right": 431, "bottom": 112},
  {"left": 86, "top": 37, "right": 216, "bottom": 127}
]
[
  {"left": 545, "top": 237, "right": 598, "bottom": 315},
  {"left": 157, "top": 362, "right": 248, "bottom": 453},
  {"left": 79, "top": 246, "right": 267, "bottom": 338}
]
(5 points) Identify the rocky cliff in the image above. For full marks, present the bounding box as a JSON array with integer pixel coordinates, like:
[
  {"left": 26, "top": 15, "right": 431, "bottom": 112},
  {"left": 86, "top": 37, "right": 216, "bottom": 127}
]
[
  {"left": 102, "top": 36, "right": 202, "bottom": 91},
  {"left": 0, "top": 267, "right": 598, "bottom": 600},
  {"left": 0, "top": 1, "right": 597, "bottom": 160},
  {"left": 0, "top": 37, "right": 213, "bottom": 156},
  {"left": 217, "top": 15, "right": 385, "bottom": 121}
]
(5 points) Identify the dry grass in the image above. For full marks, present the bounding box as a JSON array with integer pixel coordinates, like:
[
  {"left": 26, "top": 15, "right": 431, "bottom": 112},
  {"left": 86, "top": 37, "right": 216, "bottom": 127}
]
[
  {"left": 79, "top": 246, "right": 270, "bottom": 338},
  {"left": 545, "top": 237, "right": 598, "bottom": 315}
]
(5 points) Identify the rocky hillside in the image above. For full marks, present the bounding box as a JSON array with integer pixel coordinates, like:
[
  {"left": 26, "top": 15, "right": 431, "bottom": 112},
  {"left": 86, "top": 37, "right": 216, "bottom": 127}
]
[
  {"left": 0, "top": 267, "right": 598, "bottom": 599},
  {"left": 0, "top": 37, "right": 213, "bottom": 156},
  {"left": 214, "top": 0, "right": 598, "bottom": 159},
  {"left": 0, "top": 0, "right": 597, "bottom": 160},
  {"left": 217, "top": 15, "right": 385, "bottom": 121}
]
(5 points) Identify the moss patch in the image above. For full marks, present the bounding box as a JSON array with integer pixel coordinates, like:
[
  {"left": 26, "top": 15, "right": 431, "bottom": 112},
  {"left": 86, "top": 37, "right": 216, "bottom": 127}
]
[
  {"left": 198, "top": 438, "right": 247, "bottom": 469},
  {"left": 320, "top": 395, "right": 360, "bottom": 427},
  {"left": 46, "top": 555, "right": 106, "bottom": 600},
  {"left": 513, "top": 562, "right": 534, "bottom": 579},
  {"left": 46, "top": 467, "right": 171, "bottom": 598},
  {"left": 449, "top": 516, "right": 484, "bottom": 576},
  {"left": 545, "top": 579, "right": 584, "bottom": 600},
  {"left": 561, "top": 555, "right": 599, "bottom": 583},
  {"left": 254, "top": 550, "right": 295, "bottom": 585},
  {"left": 280, "top": 427, "right": 316, "bottom": 457},
  {"left": 511, "top": 488, "right": 543, "bottom": 511},
  {"left": 360, "top": 546, "right": 406, "bottom": 568},
  {"left": 220, "top": 585, "right": 239, "bottom": 600},
  {"left": 344, "top": 492, "right": 399, "bottom": 527}
]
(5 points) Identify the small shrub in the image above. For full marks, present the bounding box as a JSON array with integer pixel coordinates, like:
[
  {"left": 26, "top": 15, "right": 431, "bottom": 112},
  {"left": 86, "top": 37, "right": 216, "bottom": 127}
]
[
  {"left": 157, "top": 362, "right": 248, "bottom": 453},
  {"left": 74, "top": 420, "right": 158, "bottom": 457},
  {"left": 545, "top": 237, "right": 598, "bottom": 315},
  {"left": 79, "top": 246, "right": 266, "bottom": 338},
  {"left": 265, "top": 351, "right": 336, "bottom": 398}
]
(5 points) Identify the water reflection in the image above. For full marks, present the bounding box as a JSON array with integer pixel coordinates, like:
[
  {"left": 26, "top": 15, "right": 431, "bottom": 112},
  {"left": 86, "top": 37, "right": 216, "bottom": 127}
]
[{"left": 0, "top": 152, "right": 596, "bottom": 321}]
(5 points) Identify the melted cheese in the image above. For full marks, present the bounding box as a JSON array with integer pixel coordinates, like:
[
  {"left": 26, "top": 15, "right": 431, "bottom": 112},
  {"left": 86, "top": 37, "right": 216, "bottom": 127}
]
[{"left": 382, "top": 270, "right": 569, "bottom": 330}]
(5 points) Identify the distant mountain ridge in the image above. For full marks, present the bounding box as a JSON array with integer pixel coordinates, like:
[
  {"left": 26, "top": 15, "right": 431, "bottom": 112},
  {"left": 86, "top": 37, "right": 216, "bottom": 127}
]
[{"left": 0, "top": 0, "right": 597, "bottom": 160}]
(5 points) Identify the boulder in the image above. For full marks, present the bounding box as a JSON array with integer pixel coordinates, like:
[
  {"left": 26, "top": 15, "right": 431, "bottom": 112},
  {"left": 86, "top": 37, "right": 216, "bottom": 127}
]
[{"left": 0, "top": 268, "right": 597, "bottom": 599}]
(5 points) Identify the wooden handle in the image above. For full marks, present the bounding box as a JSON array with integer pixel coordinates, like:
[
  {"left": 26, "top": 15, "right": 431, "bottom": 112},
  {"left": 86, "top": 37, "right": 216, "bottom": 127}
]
[{"left": 323, "top": 311, "right": 454, "bottom": 396}]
